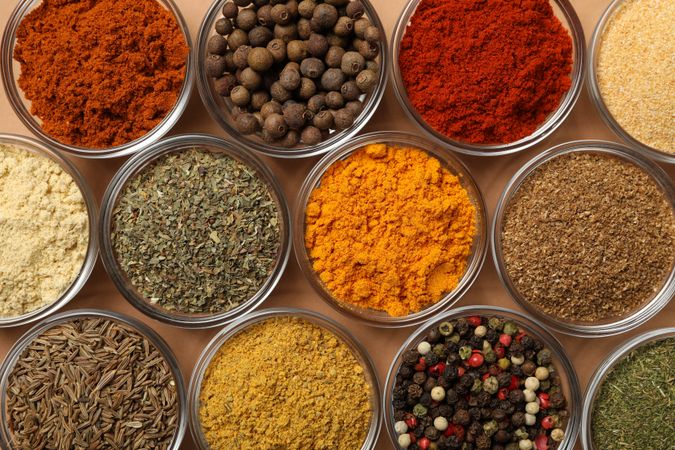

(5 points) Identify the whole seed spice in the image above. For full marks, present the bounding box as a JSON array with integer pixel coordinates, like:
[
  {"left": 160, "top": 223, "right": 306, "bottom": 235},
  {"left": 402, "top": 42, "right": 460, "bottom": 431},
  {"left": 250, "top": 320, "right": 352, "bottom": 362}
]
[
  {"left": 392, "top": 315, "right": 569, "bottom": 450},
  {"left": 199, "top": 316, "right": 373, "bottom": 449},
  {"left": 0, "top": 144, "right": 88, "bottom": 318},
  {"left": 501, "top": 152, "right": 675, "bottom": 322},
  {"left": 111, "top": 148, "right": 281, "bottom": 315},
  {"left": 597, "top": 0, "right": 674, "bottom": 153},
  {"left": 591, "top": 337, "right": 675, "bottom": 449},
  {"left": 5, "top": 317, "right": 179, "bottom": 449}
]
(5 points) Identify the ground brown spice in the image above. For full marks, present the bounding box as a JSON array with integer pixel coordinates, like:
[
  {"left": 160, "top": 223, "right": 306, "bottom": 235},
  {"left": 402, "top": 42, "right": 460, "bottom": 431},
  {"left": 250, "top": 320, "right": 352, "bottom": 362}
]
[
  {"left": 501, "top": 152, "right": 675, "bottom": 322},
  {"left": 14, "top": 0, "right": 188, "bottom": 149}
]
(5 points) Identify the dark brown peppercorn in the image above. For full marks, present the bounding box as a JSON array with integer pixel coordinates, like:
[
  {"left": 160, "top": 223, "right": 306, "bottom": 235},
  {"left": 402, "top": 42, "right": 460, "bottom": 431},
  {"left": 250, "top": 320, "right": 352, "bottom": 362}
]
[
  {"left": 423, "top": 377, "right": 437, "bottom": 393},
  {"left": 283, "top": 103, "right": 307, "bottom": 129},
  {"left": 475, "top": 434, "right": 491, "bottom": 449},
  {"left": 222, "top": 2, "right": 239, "bottom": 19},
  {"left": 228, "top": 28, "right": 249, "bottom": 50},
  {"left": 341, "top": 51, "right": 365, "bottom": 76},
  {"left": 214, "top": 74, "right": 237, "bottom": 96},
  {"left": 521, "top": 361, "right": 536, "bottom": 376},
  {"left": 324, "top": 46, "right": 345, "bottom": 68},
  {"left": 279, "top": 67, "right": 301, "bottom": 90},
  {"left": 312, "top": 4, "right": 339, "bottom": 30},
  {"left": 239, "top": 67, "right": 263, "bottom": 90},
  {"left": 208, "top": 35, "right": 228, "bottom": 55},
  {"left": 325, "top": 91, "right": 344, "bottom": 109},
  {"left": 340, "top": 81, "right": 360, "bottom": 101},
  {"left": 248, "top": 47, "right": 274, "bottom": 71},
  {"left": 233, "top": 45, "right": 251, "bottom": 69},
  {"left": 307, "top": 93, "right": 327, "bottom": 113},
  {"left": 301, "top": 126, "right": 322, "bottom": 145},
  {"left": 260, "top": 100, "right": 282, "bottom": 119},
  {"left": 413, "top": 371, "right": 427, "bottom": 385},
  {"left": 248, "top": 26, "right": 274, "bottom": 47},
  {"left": 298, "top": 0, "right": 316, "bottom": 18},
  {"left": 333, "top": 16, "right": 353, "bottom": 37},
  {"left": 300, "top": 57, "right": 325, "bottom": 78},
  {"left": 257, "top": 5, "right": 273, "bottom": 26},
  {"left": 307, "top": 33, "right": 329, "bottom": 57},
  {"left": 286, "top": 40, "right": 307, "bottom": 61},
  {"left": 234, "top": 112, "right": 259, "bottom": 134},
  {"left": 425, "top": 426, "right": 441, "bottom": 441},
  {"left": 274, "top": 23, "right": 299, "bottom": 42},
  {"left": 511, "top": 411, "right": 525, "bottom": 426},
  {"left": 320, "top": 68, "right": 345, "bottom": 91},
  {"left": 271, "top": 4, "right": 291, "bottom": 25},
  {"left": 266, "top": 39, "right": 287, "bottom": 63},
  {"left": 270, "top": 81, "right": 292, "bottom": 103},
  {"left": 509, "top": 389, "right": 525, "bottom": 404},
  {"left": 312, "top": 110, "right": 333, "bottom": 129},
  {"left": 453, "top": 409, "right": 471, "bottom": 426},
  {"left": 356, "top": 69, "right": 377, "bottom": 92},
  {"left": 205, "top": 54, "right": 227, "bottom": 78},
  {"left": 408, "top": 383, "right": 423, "bottom": 400},
  {"left": 297, "top": 77, "right": 317, "bottom": 99},
  {"left": 403, "top": 350, "right": 419, "bottom": 365},
  {"left": 263, "top": 113, "right": 288, "bottom": 138},
  {"left": 236, "top": 9, "right": 258, "bottom": 31},
  {"left": 346, "top": 1, "right": 365, "bottom": 19}
]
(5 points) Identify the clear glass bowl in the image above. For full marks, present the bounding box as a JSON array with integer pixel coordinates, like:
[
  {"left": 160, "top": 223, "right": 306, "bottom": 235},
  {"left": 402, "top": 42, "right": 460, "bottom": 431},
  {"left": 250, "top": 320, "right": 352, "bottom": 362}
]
[
  {"left": 188, "top": 307, "right": 382, "bottom": 450},
  {"left": 99, "top": 134, "right": 292, "bottom": 328},
  {"left": 383, "top": 305, "right": 582, "bottom": 450},
  {"left": 492, "top": 140, "right": 675, "bottom": 337},
  {"left": 587, "top": 0, "right": 675, "bottom": 164},
  {"left": 0, "top": 309, "right": 188, "bottom": 450},
  {"left": 1, "top": 0, "right": 194, "bottom": 159},
  {"left": 581, "top": 327, "right": 675, "bottom": 450},
  {"left": 0, "top": 133, "right": 98, "bottom": 328},
  {"left": 390, "top": 0, "right": 585, "bottom": 157},
  {"left": 294, "top": 131, "right": 488, "bottom": 328},
  {"left": 196, "top": 0, "right": 388, "bottom": 159}
]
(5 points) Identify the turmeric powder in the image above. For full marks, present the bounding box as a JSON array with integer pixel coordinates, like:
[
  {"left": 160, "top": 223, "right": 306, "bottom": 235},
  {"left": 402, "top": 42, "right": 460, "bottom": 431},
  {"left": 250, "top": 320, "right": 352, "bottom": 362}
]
[{"left": 305, "top": 143, "right": 477, "bottom": 317}]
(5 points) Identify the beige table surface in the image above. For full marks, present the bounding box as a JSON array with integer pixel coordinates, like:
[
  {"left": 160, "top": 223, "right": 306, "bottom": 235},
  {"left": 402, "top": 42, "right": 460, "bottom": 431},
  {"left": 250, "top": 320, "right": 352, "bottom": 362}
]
[{"left": 0, "top": 0, "right": 673, "bottom": 449}]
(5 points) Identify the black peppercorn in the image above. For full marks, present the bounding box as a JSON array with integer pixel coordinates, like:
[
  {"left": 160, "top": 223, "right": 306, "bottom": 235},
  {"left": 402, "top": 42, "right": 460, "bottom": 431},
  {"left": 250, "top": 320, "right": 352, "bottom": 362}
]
[
  {"left": 508, "top": 389, "right": 525, "bottom": 404},
  {"left": 214, "top": 74, "right": 237, "bottom": 96},
  {"left": 425, "top": 426, "right": 441, "bottom": 441},
  {"left": 263, "top": 113, "right": 288, "bottom": 138},
  {"left": 234, "top": 112, "right": 259, "bottom": 134},
  {"left": 511, "top": 411, "right": 525, "bottom": 426},
  {"left": 494, "top": 430, "right": 511, "bottom": 444},
  {"left": 403, "top": 349, "right": 419, "bottom": 365},
  {"left": 346, "top": 1, "right": 365, "bottom": 19},
  {"left": 408, "top": 383, "right": 423, "bottom": 400},
  {"left": 301, "top": 125, "right": 322, "bottom": 144},
  {"left": 413, "top": 371, "right": 427, "bottom": 385},
  {"left": 222, "top": 2, "right": 239, "bottom": 18},
  {"left": 453, "top": 409, "right": 470, "bottom": 426},
  {"left": 420, "top": 392, "right": 432, "bottom": 407},
  {"left": 475, "top": 434, "right": 491, "bottom": 449},
  {"left": 423, "top": 377, "right": 437, "bottom": 393},
  {"left": 205, "top": 54, "right": 227, "bottom": 78}
]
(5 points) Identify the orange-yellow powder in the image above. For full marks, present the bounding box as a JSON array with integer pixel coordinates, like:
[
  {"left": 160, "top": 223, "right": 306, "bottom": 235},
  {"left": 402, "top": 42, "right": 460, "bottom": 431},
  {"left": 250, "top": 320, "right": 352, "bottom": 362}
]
[{"left": 305, "top": 143, "right": 477, "bottom": 316}]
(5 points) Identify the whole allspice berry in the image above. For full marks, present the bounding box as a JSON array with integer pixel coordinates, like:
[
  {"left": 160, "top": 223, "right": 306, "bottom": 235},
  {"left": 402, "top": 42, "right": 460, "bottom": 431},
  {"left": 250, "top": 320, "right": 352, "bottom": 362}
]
[
  {"left": 313, "top": 110, "right": 334, "bottom": 130},
  {"left": 283, "top": 103, "right": 308, "bottom": 130},
  {"left": 307, "top": 33, "right": 329, "bottom": 57},
  {"left": 340, "top": 80, "right": 360, "bottom": 101},
  {"left": 356, "top": 39, "right": 379, "bottom": 59},
  {"left": 287, "top": 40, "right": 308, "bottom": 62},
  {"left": 233, "top": 45, "right": 251, "bottom": 69},
  {"left": 235, "top": 112, "right": 259, "bottom": 134},
  {"left": 326, "top": 91, "right": 344, "bottom": 109},
  {"left": 286, "top": 0, "right": 299, "bottom": 17},
  {"left": 267, "top": 39, "right": 287, "bottom": 63},
  {"left": 274, "top": 23, "right": 299, "bottom": 42},
  {"left": 300, "top": 58, "right": 325, "bottom": 79},
  {"left": 356, "top": 69, "right": 377, "bottom": 92},
  {"left": 248, "top": 47, "right": 274, "bottom": 72},
  {"left": 333, "top": 108, "right": 355, "bottom": 130},
  {"left": 297, "top": 18, "right": 312, "bottom": 39},
  {"left": 298, "top": 0, "right": 316, "bottom": 18},
  {"left": 257, "top": 5, "right": 273, "bottom": 26},
  {"left": 249, "top": 26, "right": 274, "bottom": 47},
  {"left": 239, "top": 67, "right": 263, "bottom": 90},
  {"left": 301, "top": 126, "right": 322, "bottom": 145},
  {"left": 264, "top": 113, "right": 288, "bottom": 139},
  {"left": 214, "top": 74, "right": 237, "bottom": 96},
  {"left": 227, "top": 29, "right": 249, "bottom": 50},
  {"left": 205, "top": 54, "right": 227, "bottom": 78},
  {"left": 333, "top": 16, "right": 353, "bottom": 37},
  {"left": 271, "top": 4, "right": 291, "bottom": 25},
  {"left": 320, "top": 68, "right": 345, "bottom": 91},
  {"left": 236, "top": 9, "right": 258, "bottom": 31},
  {"left": 270, "top": 81, "right": 292, "bottom": 103},
  {"left": 364, "top": 25, "right": 381, "bottom": 44},
  {"left": 346, "top": 1, "right": 365, "bottom": 19},
  {"left": 251, "top": 90, "right": 271, "bottom": 110},
  {"left": 344, "top": 100, "right": 363, "bottom": 116},
  {"left": 233, "top": 0, "right": 252, "bottom": 6},
  {"left": 279, "top": 67, "right": 301, "bottom": 90},
  {"left": 277, "top": 129, "right": 300, "bottom": 148},
  {"left": 207, "top": 35, "right": 228, "bottom": 55},
  {"left": 341, "top": 51, "right": 365, "bottom": 76},
  {"left": 307, "top": 93, "right": 327, "bottom": 113},
  {"left": 298, "top": 77, "right": 317, "bottom": 99},
  {"left": 230, "top": 85, "right": 251, "bottom": 106},
  {"left": 312, "top": 4, "right": 339, "bottom": 30},
  {"left": 325, "top": 46, "right": 345, "bottom": 68},
  {"left": 222, "top": 2, "right": 239, "bottom": 19},
  {"left": 215, "top": 18, "right": 234, "bottom": 36},
  {"left": 261, "top": 100, "right": 283, "bottom": 119},
  {"left": 354, "top": 17, "right": 371, "bottom": 39}
]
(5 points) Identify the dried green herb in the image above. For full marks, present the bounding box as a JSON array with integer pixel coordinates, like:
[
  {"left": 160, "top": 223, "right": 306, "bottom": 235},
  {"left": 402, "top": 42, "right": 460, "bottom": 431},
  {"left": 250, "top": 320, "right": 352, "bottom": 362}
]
[
  {"left": 111, "top": 148, "right": 281, "bottom": 314},
  {"left": 6, "top": 317, "right": 179, "bottom": 449},
  {"left": 592, "top": 337, "right": 675, "bottom": 449}
]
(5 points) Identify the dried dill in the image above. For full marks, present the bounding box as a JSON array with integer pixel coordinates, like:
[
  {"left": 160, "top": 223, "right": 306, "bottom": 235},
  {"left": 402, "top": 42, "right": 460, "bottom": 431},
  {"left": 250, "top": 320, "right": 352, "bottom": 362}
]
[
  {"left": 591, "top": 337, "right": 675, "bottom": 449},
  {"left": 111, "top": 148, "right": 281, "bottom": 314}
]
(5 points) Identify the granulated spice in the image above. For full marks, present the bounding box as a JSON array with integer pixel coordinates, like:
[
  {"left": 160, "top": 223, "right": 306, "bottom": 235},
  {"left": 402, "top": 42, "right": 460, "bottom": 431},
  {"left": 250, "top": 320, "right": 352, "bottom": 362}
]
[
  {"left": 14, "top": 0, "right": 188, "bottom": 149},
  {"left": 199, "top": 316, "right": 373, "bottom": 449},
  {"left": 0, "top": 144, "right": 88, "bottom": 318},
  {"left": 591, "top": 337, "right": 675, "bottom": 449},
  {"left": 399, "top": 0, "right": 573, "bottom": 145},
  {"left": 597, "top": 0, "right": 674, "bottom": 153},
  {"left": 501, "top": 152, "right": 675, "bottom": 322},
  {"left": 305, "top": 143, "right": 477, "bottom": 317},
  {"left": 112, "top": 148, "right": 281, "bottom": 315},
  {"left": 6, "top": 317, "right": 179, "bottom": 449}
]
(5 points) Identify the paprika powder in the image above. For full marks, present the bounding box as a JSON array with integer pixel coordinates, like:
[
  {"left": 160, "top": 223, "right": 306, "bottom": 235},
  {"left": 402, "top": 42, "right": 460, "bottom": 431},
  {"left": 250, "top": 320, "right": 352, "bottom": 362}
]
[
  {"left": 14, "top": 0, "right": 188, "bottom": 149},
  {"left": 399, "top": 0, "right": 573, "bottom": 145}
]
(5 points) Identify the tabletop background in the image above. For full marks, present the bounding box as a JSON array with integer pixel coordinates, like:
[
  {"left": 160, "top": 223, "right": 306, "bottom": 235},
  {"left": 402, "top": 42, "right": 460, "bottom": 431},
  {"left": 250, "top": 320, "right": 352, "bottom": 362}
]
[{"left": 0, "top": 0, "right": 673, "bottom": 449}]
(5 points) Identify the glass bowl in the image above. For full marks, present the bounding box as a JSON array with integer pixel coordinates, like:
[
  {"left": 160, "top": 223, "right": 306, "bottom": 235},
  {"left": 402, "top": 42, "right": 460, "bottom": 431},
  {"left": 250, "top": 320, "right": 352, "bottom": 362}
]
[
  {"left": 0, "top": 133, "right": 98, "bottom": 328},
  {"left": 581, "top": 327, "right": 675, "bottom": 450},
  {"left": 99, "top": 134, "right": 292, "bottom": 328},
  {"left": 1, "top": 0, "right": 194, "bottom": 159},
  {"left": 383, "top": 305, "right": 582, "bottom": 450},
  {"left": 294, "top": 131, "right": 488, "bottom": 328},
  {"left": 587, "top": 0, "right": 675, "bottom": 164},
  {"left": 196, "top": 0, "right": 388, "bottom": 159},
  {"left": 0, "top": 309, "right": 188, "bottom": 450},
  {"left": 492, "top": 140, "right": 675, "bottom": 337},
  {"left": 188, "top": 307, "right": 382, "bottom": 449},
  {"left": 390, "top": 0, "right": 585, "bottom": 157}
]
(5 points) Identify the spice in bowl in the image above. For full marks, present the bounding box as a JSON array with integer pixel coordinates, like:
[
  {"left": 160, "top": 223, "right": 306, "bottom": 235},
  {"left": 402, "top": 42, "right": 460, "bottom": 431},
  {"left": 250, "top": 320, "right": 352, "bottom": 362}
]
[
  {"left": 391, "top": 315, "right": 570, "bottom": 449},
  {"left": 596, "top": 0, "right": 674, "bottom": 153},
  {"left": 205, "top": 0, "right": 383, "bottom": 148},
  {"left": 0, "top": 144, "right": 88, "bottom": 318},
  {"left": 5, "top": 316, "right": 180, "bottom": 448},
  {"left": 198, "top": 316, "right": 373, "bottom": 448},
  {"left": 111, "top": 148, "right": 281, "bottom": 315},
  {"left": 501, "top": 152, "right": 675, "bottom": 323},
  {"left": 304, "top": 143, "right": 477, "bottom": 317},
  {"left": 14, "top": 0, "right": 189, "bottom": 149},
  {"left": 399, "top": 0, "right": 573, "bottom": 145}
]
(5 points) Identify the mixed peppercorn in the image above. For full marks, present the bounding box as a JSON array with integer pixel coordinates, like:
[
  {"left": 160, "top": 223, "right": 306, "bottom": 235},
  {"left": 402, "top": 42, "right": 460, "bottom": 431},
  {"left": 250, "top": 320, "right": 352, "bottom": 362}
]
[{"left": 392, "top": 315, "right": 569, "bottom": 450}]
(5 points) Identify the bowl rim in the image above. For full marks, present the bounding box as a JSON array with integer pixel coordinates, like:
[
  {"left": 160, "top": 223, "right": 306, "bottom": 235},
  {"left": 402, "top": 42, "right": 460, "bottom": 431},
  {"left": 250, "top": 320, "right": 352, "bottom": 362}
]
[
  {"left": 389, "top": 0, "right": 586, "bottom": 157},
  {"left": 382, "top": 305, "right": 583, "bottom": 450},
  {"left": 187, "top": 307, "right": 383, "bottom": 450},
  {"left": 0, "top": 133, "right": 98, "bottom": 328},
  {"left": 293, "top": 130, "right": 488, "bottom": 328},
  {"left": 99, "top": 133, "right": 292, "bottom": 328},
  {"left": 586, "top": 0, "right": 675, "bottom": 164},
  {"left": 0, "top": 0, "right": 194, "bottom": 159},
  {"left": 0, "top": 308, "right": 188, "bottom": 450},
  {"left": 491, "top": 140, "right": 675, "bottom": 337},
  {"left": 580, "top": 327, "right": 675, "bottom": 450},
  {"left": 195, "top": 0, "right": 389, "bottom": 159}
]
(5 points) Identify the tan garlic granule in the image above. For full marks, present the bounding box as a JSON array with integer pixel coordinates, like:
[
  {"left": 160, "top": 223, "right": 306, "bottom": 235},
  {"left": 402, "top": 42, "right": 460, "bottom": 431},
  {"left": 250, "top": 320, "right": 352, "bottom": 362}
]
[
  {"left": 199, "top": 316, "right": 373, "bottom": 450},
  {"left": 597, "top": 0, "right": 674, "bottom": 153},
  {"left": 0, "top": 144, "right": 88, "bottom": 317}
]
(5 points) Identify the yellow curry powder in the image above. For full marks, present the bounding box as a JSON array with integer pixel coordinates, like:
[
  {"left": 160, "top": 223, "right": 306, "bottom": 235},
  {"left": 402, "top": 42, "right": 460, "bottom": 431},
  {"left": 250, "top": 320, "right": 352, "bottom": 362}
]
[
  {"left": 199, "top": 317, "right": 373, "bottom": 450},
  {"left": 305, "top": 144, "right": 476, "bottom": 316}
]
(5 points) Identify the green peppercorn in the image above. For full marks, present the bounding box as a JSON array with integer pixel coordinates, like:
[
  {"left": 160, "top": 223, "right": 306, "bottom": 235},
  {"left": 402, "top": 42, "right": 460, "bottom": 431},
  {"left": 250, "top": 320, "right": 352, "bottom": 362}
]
[
  {"left": 340, "top": 80, "right": 360, "bottom": 101},
  {"left": 332, "top": 108, "right": 354, "bottom": 130},
  {"left": 239, "top": 67, "right": 263, "bottom": 90},
  {"left": 537, "top": 349, "right": 552, "bottom": 366},
  {"left": 205, "top": 54, "right": 227, "bottom": 78},
  {"left": 307, "top": 93, "right": 327, "bottom": 113},
  {"left": 503, "top": 321, "right": 519, "bottom": 336},
  {"left": 483, "top": 420, "right": 499, "bottom": 437},
  {"left": 297, "top": 77, "right": 317, "bottom": 99},
  {"left": 298, "top": 0, "right": 316, "bottom": 18},
  {"left": 286, "top": 40, "right": 307, "bottom": 61},
  {"left": 248, "top": 47, "right": 274, "bottom": 72},
  {"left": 471, "top": 378, "right": 483, "bottom": 394},
  {"left": 248, "top": 26, "right": 274, "bottom": 47},
  {"left": 227, "top": 28, "right": 249, "bottom": 50},
  {"left": 234, "top": 112, "right": 259, "bottom": 134},
  {"left": 300, "top": 57, "right": 325, "bottom": 79},
  {"left": 208, "top": 35, "right": 228, "bottom": 55},
  {"left": 484, "top": 349, "right": 497, "bottom": 364},
  {"left": 214, "top": 74, "right": 237, "bottom": 96},
  {"left": 301, "top": 125, "right": 322, "bottom": 145},
  {"left": 307, "top": 33, "right": 329, "bottom": 57},
  {"left": 488, "top": 317, "right": 504, "bottom": 330},
  {"left": 459, "top": 345, "right": 472, "bottom": 360},
  {"left": 353, "top": 17, "right": 371, "bottom": 39},
  {"left": 236, "top": 9, "right": 258, "bottom": 31},
  {"left": 341, "top": 51, "right": 365, "bottom": 76},
  {"left": 413, "top": 403, "right": 428, "bottom": 418},
  {"left": 274, "top": 23, "right": 299, "bottom": 42},
  {"left": 222, "top": 2, "right": 239, "bottom": 18},
  {"left": 483, "top": 376, "right": 499, "bottom": 394},
  {"left": 324, "top": 46, "right": 345, "bottom": 68},
  {"left": 263, "top": 113, "right": 288, "bottom": 138},
  {"left": 312, "top": 4, "right": 338, "bottom": 30},
  {"left": 438, "top": 322, "right": 454, "bottom": 336},
  {"left": 325, "top": 91, "right": 344, "bottom": 109},
  {"left": 257, "top": 5, "right": 273, "bottom": 26},
  {"left": 261, "top": 100, "right": 282, "bottom": 119},
  {"left": 270, "top": 81, "right": 292, "bottom": 103}
]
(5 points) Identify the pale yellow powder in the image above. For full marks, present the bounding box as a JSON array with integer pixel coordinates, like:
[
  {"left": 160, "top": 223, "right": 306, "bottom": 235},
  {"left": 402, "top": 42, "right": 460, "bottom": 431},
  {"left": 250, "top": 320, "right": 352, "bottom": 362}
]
[{"left": 0, "top": 144, "right": 89, "bottom": 317}]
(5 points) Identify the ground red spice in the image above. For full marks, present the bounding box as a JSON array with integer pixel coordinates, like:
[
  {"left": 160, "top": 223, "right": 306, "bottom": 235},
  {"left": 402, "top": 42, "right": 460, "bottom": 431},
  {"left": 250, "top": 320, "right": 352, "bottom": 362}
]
[
  {"left": 15, "top": 0, "right": 188, "bottom": 149},
  {"left": 399, "top": 0, "right": 573, "bottom": 145}
]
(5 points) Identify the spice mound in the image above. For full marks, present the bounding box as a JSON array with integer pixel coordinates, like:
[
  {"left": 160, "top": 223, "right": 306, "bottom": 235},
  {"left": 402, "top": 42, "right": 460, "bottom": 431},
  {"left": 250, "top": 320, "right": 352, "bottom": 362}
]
[
  {"left": 111, "top": 148, "right": 281, "bottom": 315},
  {"left": 399, "top": 0, "right": 573, "bottom": 145},
  {"left": 501, "top": 152, "right": 675, "bottom": 323},
  {"left": 591, "top": 337, "right": 675, "bottom": 450},
  {"left": 0, "top": 144, "right": 88, "bottom": 318},
  {"left": 14, "top": 0, "right": 188, "bottom": 149},
  {"left": 597, "top": 0, "right": 674, "bottom": 153},
  {"left": 305, "top": 143, "right": 477, "bottom": 317},
  {"left": 391, "top": 315, "right": 570, "bottom": 450},
  {"left": 5, "top": 317, "right": 179, "bottom": 449},
  {"left": 199, "top": 316, "right": 373, "bottom": 449}
]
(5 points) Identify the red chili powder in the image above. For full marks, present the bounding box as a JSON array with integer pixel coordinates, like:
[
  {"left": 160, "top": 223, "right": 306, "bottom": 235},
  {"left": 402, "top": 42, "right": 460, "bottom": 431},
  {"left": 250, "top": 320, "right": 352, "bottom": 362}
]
[
  {"left": 14, "top": 0, "right": 188, "bottom": 149},
  {"left": 399, "top": 0, "right": 574, "bottom": 145}
]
